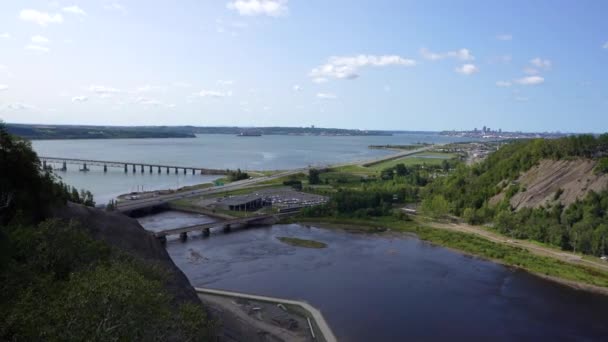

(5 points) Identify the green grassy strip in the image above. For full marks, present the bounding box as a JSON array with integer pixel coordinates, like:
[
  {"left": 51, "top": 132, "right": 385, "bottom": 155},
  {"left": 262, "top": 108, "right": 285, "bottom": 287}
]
[{"left": 277, "top": 236, "right": 327, "bottom": 248}]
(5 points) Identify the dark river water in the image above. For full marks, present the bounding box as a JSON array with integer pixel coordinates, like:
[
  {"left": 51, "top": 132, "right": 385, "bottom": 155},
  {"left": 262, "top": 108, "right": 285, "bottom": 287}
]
[{"left": 138, "top": 211, "right": 608, "bottom": 341}]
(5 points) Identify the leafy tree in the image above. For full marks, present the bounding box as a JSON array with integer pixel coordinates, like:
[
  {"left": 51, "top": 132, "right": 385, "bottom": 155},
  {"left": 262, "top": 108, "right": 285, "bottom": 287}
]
[
  {"left": 421, "top": 195, "right": 449, "bottom": 218},
  {"left": 308, "top": 168, "right": 321, "bottom": 185}
]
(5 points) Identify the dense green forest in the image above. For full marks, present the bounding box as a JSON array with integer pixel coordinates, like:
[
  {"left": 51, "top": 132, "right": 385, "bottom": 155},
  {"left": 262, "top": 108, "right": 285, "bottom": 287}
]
[
  {"left": 304, "top": 135, "right": 608, "bottom": 257},
  {"left": 421, "top": 134, "right": 608, "bottom": 256},
  {"left": 0, "top": 124, "right": 213, "bottom": 340}
]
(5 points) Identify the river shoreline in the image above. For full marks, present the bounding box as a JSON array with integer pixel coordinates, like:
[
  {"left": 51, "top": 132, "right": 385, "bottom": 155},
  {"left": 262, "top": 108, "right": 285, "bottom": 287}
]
[{"left": 291, "top": 218, "right": 608, "bottom": 297}]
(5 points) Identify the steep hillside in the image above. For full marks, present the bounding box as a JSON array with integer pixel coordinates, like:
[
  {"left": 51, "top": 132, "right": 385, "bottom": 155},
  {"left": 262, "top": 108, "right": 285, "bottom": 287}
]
[
  {"left": 52, "top": 203, "right": 201, "bottom": 306},
  {"left": 491, "top": 159, "right": 608, "bottom": 209},
  {"left": 424, "top": 134, "right": 608, "bottom": 256}
]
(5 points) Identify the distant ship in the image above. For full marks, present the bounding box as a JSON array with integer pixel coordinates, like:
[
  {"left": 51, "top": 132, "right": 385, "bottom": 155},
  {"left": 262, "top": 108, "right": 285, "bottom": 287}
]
[{"left": 237, "top": 131, "right": 262, "bottom": 137}]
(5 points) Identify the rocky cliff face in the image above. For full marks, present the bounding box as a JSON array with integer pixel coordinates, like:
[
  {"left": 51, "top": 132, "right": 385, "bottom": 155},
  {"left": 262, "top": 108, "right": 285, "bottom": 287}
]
[{"left": 491, "top": 159, "right": 608, "bottom": 209}]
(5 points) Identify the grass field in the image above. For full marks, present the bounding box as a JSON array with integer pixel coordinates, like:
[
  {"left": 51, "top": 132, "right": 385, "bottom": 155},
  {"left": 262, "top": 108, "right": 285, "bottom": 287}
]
[
  {"left": 366, "top": 152, "right": 456, "bottom": 171},
  {"left": 330, "top": 152, "right": 457, "bottom": 176}
]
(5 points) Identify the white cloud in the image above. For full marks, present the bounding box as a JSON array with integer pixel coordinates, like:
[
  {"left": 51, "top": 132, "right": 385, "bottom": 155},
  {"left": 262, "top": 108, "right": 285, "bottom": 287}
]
[
  {"left": 523, "top": 67, "right": 539, "bottom": 75},
  {"left": 104, "top": 3, "right": 126, "bottom": 13},
  {"left": 0, "top": 84, "right": 8, "bottom": 91},
  {"left": 292, "top": 84, "right": 302, "bottom": 91},
  {"left": 71, "top": 96, "right": 88, "bottom": 102},
  {"left": 496, "top": 81, "right": 511, "bottom": 87},
  {"left": 134, "top": 84, "right": 167, "bottom": 93},
  {"left": 602, "top": 41, "right": 608, "bottom": 49},
  {"left": 88, "top": 85, "right": 121, "bottom": 95},
  {"left": 496, "top": 34, "right": 512, "bottom": 41},
  {"left": 217, "top": 79, "right": 235, "bottom": 86},
  {"left": 310, "top": 54, "right": 415, "bottom": 81},
  {"left": 25, "top": 44, "right": 50, "bottom": 53},
  {"left": 62, "top": 5, "right": 86, "bottom": 15},
  {"left": 0, "top": 33, "right": 10, "bottom": 39},
  {"left": 227, "top": 0, "right": 288, "bottom": 17},
  {"left": 530, "top": 57, "right": 551, "bottom": 69},
  {"left": 455, "top": 64, "right": 479, "bottom": 75},
  {"left": 135, "top": 97, "right": 162, "bottom": 106},
  {"left": 19, "top": 9, "right": 63, "bottom": 26},
  {"left": 516, "top": 76, "right": 544, "bottom": 85},
  {"left": 1, "top": 103, "right": 34, "bottom": 111},
  {"left": 420, "top": 48, "right": 474, "bottom": 61},
  {"left": 317, "top": 92, "right": 336, "bottom": 100},
  {"left": 199, "top": 89, "right": 232, "bottom": 97},
  {"left": 31, "top": 35, "right": 50, "bottom": 44}
]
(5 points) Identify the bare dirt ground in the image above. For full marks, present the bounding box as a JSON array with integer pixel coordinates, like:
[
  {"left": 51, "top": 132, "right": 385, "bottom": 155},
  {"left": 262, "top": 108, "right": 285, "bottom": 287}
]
[{"left": 199, "top": 294, "right": 314, "bottom": 342}]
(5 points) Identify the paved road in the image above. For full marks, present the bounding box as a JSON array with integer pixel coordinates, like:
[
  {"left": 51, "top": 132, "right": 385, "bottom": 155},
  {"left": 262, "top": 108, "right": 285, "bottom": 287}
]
[
  {"left": 116, "top": 168, "right": 305, "bottom": 212},
  {"left": 196, "top": 287, "right": 337, "bottom": 342},
  {"left": 117, "top": 145, "right": 437, "bottom": 212}
]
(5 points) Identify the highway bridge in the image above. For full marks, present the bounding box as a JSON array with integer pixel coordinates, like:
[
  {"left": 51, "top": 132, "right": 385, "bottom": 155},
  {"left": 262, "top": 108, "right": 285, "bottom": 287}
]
[
  {"left": 154, "top": 213, "right": 290, "bottom": 243},
  {"left": 39, "top": 156, "right": 226, "bottom": 175},
  {"left": 115, "top": 144, "right": 437, "bottom": 212},
  {"left": 44, "top": 144, "right": 437, "bottom": 213}
]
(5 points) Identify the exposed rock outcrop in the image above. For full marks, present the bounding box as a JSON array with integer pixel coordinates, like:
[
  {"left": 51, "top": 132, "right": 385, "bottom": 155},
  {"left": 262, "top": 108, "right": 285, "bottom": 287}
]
[{"left": 491, "top": 159, "right": 608, "bottom": 209}]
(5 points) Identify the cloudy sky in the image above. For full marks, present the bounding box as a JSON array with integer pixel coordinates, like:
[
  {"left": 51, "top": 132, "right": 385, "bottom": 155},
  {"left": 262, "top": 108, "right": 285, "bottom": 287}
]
[{"left": 0, "top": 0, "right": 607, "bottom": 132}]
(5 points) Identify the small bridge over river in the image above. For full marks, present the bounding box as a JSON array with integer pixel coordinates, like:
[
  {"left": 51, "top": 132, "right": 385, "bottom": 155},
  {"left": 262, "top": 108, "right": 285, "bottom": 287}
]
[
  {"left": 153, "top": 213, "right": 291, "bottom": 243},
  {"left": 39, "top": 156, "right": 226, "bottom": 175}
]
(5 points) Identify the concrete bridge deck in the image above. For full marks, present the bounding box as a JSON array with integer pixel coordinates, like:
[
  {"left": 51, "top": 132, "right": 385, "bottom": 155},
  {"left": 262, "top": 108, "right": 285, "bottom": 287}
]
[
  {"left": 154, "top": 214, "right": 279, "bottom": 237},
  {"left": 39, "top": 156, "right": 226, "bottom": 175}
]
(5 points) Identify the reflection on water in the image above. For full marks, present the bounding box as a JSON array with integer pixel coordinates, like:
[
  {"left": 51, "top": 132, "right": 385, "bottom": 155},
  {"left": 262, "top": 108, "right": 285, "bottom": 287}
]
[{"left": 138, "top": 211, "right": 608, "bottom": 341}]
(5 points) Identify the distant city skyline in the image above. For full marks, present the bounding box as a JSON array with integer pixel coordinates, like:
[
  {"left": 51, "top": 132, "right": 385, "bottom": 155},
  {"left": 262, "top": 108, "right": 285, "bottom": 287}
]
[{"left": 1, "top": 1, "right": 607, "bottom": 132}]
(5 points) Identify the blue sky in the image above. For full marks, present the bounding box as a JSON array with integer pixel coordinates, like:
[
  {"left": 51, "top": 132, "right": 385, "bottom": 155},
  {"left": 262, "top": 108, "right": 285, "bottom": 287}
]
[{"left": 0, "top": 0, "right": 607, "bottom": 132}]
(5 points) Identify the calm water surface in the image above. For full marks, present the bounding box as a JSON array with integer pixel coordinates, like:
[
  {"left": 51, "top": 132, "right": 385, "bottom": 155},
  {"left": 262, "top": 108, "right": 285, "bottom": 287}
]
[
  {"left": 31, "top": 133, "right": 471, "bottom": 204},
  {"left": 138, "top": 211, "right": 608, "bottom": 341}
]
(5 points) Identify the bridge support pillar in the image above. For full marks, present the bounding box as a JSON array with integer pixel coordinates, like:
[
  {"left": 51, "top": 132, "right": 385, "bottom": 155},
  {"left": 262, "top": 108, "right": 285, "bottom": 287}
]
[
  {"left": 179, "top": 232, "right": 188, "bottom": 242},
  {"left": 158, "top": 166, "right": 161, "bottom": 174},
  {"left": 133, "top": 164, "right": 136, "bottom": 173},
  {"left": 183, "top": 168, "right": 187, "bottom": 175},
  {"left": 104, "top": 164, "right": 108, "bottom": 173},
  {"left": 223, "top": 224, "right": 231, "bottom": 233},
  {"left": 140, "top": 165, "right": 144, "bottom": 173},
  {"left": 167, "top": 167, "right": 170, "bottom": 174},
  {"left": 156, "top": 235, "right": 167, "bottom": 245},
  {"left": 61, "top": 161, "right": 67, "bottom": 171},
  {"left": 202, "top": 228, "right": 210, "bottom": 237},
  {"left": 192, "top": 169, "right": 195, "bottom": 175},
  {"left": 124, "top": 164, "right": 128, "bottom": 173},
  {"left": 175, "top": 168, "right": 178, "bottom": 174},
  {"left": 81, "top": 163, "right": 89, "bottom": 172},
  {"left": 149, "top": 165, "right": 153, "bottom": 173}
]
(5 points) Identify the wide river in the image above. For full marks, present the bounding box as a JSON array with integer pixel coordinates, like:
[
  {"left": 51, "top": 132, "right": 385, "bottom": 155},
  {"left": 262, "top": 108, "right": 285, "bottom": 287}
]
[
  {"left": 31, "top": 133, "right": 470, "bottom": 204},
  {"left": 139, "top": 211, "right": 608, "bottom": 341}
]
